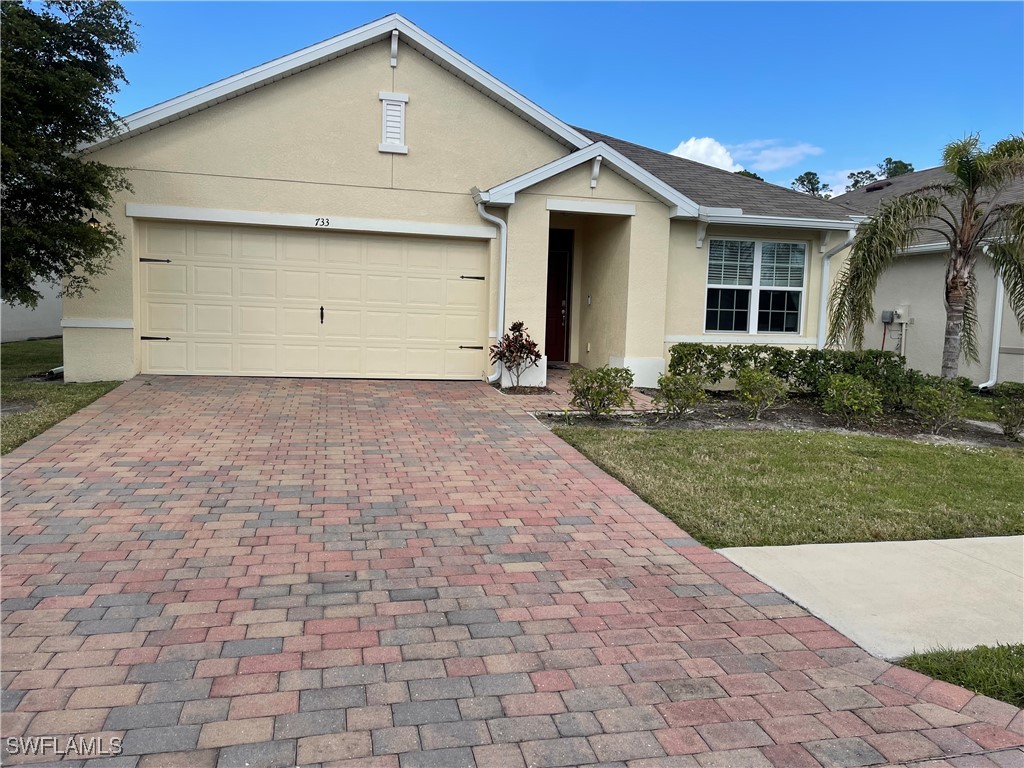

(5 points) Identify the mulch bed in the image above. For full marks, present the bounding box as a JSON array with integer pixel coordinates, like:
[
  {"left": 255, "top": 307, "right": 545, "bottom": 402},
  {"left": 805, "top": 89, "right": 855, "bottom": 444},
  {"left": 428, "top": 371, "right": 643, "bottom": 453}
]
[{"left": 538, "top": 395, "right": 1020, "bottom": 449}]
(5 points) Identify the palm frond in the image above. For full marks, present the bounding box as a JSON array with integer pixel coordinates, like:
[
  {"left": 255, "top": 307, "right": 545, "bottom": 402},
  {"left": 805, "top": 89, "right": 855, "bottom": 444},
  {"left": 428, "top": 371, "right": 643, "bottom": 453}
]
[
  {"left": 942, "top": 134, "right": 982, "bottom": 189},
  {"left": 827, "top": 193, "right": 940, "bottom": 349},
  {"left": 986, "top": 202, "right": 1024, "bottom": 334}
]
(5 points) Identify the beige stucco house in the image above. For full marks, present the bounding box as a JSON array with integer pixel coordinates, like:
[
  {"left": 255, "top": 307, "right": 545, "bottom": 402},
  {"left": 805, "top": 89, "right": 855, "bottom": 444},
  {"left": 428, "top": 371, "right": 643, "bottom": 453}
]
[
  {"left": 833, "top": 170, "right": 1024, "bottom": 386},
  {"left": 66, "top": 13, "right": 864, "bottom": 387}
]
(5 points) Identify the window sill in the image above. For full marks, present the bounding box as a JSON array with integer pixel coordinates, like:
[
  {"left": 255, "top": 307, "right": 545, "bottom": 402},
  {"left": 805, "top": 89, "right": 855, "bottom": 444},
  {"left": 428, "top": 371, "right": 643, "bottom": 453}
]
[
  {"left": 668, "top": 334, "right": 815, "bottom": 346},
  {"left": 379, "top": 144, "right": 408, "bottom": 155}
]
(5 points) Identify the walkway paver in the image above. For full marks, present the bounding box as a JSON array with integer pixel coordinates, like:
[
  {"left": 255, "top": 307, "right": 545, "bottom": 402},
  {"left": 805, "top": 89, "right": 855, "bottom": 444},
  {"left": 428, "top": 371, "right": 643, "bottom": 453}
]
[
  {"left": 2, "top": 376, "right": 1022, "bottom": 768},
  {"left": 721, "top": 537, "right": 1024, "bottom": 660}
]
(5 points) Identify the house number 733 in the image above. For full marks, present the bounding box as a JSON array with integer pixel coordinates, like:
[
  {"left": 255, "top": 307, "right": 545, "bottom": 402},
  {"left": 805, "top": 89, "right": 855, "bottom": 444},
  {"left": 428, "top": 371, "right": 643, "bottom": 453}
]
[{"left": 314, "top": 217, "right": 330, "bottom": 227}]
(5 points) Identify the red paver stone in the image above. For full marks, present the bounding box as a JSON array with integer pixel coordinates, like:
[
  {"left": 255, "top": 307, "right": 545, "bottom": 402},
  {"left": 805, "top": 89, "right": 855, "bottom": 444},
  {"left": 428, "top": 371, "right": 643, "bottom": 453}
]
[{"left": 2, "top": 375, "right": 1021, "bottom": 768}]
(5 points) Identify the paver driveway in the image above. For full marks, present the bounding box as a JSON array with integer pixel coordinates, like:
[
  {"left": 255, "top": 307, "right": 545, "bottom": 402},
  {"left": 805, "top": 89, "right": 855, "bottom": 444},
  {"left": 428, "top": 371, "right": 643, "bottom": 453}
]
[{"left": 2, "top": 376, "right": 1023, "bottom": 768}]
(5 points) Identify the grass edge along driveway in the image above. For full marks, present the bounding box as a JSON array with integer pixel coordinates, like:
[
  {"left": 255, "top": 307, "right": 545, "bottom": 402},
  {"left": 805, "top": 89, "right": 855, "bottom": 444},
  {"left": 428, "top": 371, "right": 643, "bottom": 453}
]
[
  {"left": 553, "top": 426, "right": 1024, "bottom": 549},
  {"left": 1, "top": 338, "right": 119, "bottom": 455}
]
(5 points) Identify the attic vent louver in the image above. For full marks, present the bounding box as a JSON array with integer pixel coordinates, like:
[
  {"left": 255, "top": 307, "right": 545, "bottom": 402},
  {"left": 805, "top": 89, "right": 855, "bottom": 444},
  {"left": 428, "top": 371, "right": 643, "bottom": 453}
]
[
  {"left": 378, "top": 92, "right": 409, "bottom": 155},
  {"left": 864, "top": 181, "right": 893, "bottom": 192}
]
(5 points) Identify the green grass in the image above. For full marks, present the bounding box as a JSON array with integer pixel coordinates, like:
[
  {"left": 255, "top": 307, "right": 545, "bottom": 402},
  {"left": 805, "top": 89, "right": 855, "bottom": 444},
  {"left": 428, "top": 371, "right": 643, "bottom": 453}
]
[
  {"left": 1, "top": 338, "right": 120, "bottom": 455},
  {"left": 961, "top": 394, "right": 996, "bottom": 422},
  {"left": 901, "top": 644, "right": 1024, "bottom": 708},
  {"left": 553, "top": 427, "right": 1024, "bottom": 548}
]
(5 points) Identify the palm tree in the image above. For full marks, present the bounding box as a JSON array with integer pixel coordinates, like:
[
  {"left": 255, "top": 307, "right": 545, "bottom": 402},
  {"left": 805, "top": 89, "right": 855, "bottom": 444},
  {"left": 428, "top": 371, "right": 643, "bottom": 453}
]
[{"left": 828, "top": 134, "right": 1024, "bottom": 379}]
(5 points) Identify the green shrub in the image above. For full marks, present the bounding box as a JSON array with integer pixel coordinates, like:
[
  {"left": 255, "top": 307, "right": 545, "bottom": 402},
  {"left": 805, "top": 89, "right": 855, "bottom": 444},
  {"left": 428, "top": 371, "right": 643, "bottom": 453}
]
[
  {"left": 653, "top": 372, "right": 706, "bottom": 419},
  {"left": 667, "top": 343, "right": 913, "bottom": 408},
  {"left": 822, "top": 374, "right": 883, "bottom": 427},
  {"left": 729, "top": 345, "right": 798, "bottom": 383},
  {"left": 911, "top": 377, "right": 968, "bottom": 434},
  {"left": 735, "top": 368, "right": 787, "bottom": 420},
  {"left": 667, "top": 343, "right": 731, "bottom": 384},
  {"left": 569, "top": 366, "right": 635, "bottom": 417},
  {"left": 790, "top": 348, "right": 845, "bottom": 394},
  {"left": 992, "top": 382, "right": 1024, "bottom": 440},
  {"left": 844, "top": 350, "right": 918, "bottom": 409}
]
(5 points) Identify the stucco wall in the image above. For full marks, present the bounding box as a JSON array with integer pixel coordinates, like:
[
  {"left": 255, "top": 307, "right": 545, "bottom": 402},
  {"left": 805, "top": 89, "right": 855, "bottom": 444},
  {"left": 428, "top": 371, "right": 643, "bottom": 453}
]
[
  {"left": 857, "top": 251, "right": 1024, "bottom": 384},
  {"left": 64, "top": 37, "right": 569, "bottom": 381},
  {"left": 579, "top": 217, "right": 631, "bottom": 369}
]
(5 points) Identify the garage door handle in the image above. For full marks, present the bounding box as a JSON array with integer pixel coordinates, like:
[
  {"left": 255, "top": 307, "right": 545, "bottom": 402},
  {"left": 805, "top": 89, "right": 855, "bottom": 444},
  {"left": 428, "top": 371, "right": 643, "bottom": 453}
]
[
  {"left": 460, "top": 275, "right": 485, "bottom": 281},
  {"left": 139, "top": 258, "right": 172, "bottom": 263},
  {"left": 459, "top": 345, "right": 483, "bottom": 350},
  {"left": 140, "top": 336, "right": 171, "bottom": 341}
]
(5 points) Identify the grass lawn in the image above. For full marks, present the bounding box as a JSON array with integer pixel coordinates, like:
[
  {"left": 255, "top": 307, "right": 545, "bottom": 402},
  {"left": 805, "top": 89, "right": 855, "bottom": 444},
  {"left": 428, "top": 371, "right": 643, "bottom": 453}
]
[
  {"left": 1, "top": 338, "right": 120, "bottom": 455},
  {"left": 901, "top": 644, "right": 1024, "bottom": 708},
  {"left": 553, "top": 427, "right": 1024, "bottom": 548},
  {"left": 961, "top": 394, "right": 996, "bottom": 422}
]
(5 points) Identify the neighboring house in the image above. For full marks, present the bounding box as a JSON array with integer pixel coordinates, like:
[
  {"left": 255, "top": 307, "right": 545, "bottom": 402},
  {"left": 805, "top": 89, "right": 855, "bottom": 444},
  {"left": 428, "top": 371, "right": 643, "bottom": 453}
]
[
  {"left": 1, "top": 281, "right": 62, "bottom": 343},
  {"left": 833, "top": 171, "right": 1024, "bottom": 386},
  {"left": 66, "top": 13, "right": 862, "bottom": 386}
]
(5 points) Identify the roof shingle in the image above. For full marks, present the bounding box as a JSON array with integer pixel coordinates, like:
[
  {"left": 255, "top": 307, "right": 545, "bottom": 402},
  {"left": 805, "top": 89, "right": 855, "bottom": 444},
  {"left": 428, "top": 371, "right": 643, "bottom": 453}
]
[
  {"left": 575, "top": 128, "right": 861, "bottom": 222},
  {"left": 832, "top": 167, "right": 1024, "bottom": 246}
]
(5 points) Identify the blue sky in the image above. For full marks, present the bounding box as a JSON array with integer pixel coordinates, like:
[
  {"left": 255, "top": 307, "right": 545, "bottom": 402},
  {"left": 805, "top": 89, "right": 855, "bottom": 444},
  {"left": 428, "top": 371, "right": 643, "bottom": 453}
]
[{"left": 114, "top": 2, "right": 1023, "bottom": 192}]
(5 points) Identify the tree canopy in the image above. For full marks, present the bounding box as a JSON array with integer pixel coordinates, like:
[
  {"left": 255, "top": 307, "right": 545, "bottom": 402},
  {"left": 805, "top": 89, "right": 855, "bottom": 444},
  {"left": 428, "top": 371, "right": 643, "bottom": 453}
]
[
  {"left": 847, "top": 170, "right": 879, "bottom": 190},
  {"left": 791, "top": 171, "right": 831, "bottom": 199},
  {"left": 735, "top": 169, "right": 764, "bottom": 181},
  {"left": 1, "top": 0, "right": 137, "bottom": 307},
  {"left": 828, "top": 134, "right": 1024, "bottom": 379},
  {"left": 878, "top": 157, "right": 914, "bottom": 178}
]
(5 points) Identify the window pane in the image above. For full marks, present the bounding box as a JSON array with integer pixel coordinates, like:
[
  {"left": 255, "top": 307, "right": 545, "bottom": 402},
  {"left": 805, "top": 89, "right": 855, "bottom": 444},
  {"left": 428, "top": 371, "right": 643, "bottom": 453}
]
[
  {"left": 708, "top": 240, "right": 754, "bottom": 286},
  {"left": 707, "top": 288, "right": 750, "bottom": 332},
  {"left": 757, "top": 289, "right": 800, "bottom": 333},
  {"left": 761, "top": 242, "right": 806, "bottom": 288}
]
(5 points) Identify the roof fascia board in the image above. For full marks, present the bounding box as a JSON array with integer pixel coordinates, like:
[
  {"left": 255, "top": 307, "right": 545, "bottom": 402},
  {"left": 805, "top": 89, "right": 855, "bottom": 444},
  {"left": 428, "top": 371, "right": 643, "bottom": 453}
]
[
  {"left": 900, "top": 242, "right": 950, "bottom": 255},
  {"left": 701, "top": 212, "right": 859, "bottom": 231},
  {"left": 83, "top": 14, "right": 592, "bottom": 153},
  {"left": 485, "top": 143, "right": 701, "bottom": 217}
]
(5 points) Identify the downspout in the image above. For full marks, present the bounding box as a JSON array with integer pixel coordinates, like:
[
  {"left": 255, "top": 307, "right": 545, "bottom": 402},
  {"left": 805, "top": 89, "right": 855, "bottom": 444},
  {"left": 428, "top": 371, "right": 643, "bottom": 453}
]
[
  {"left": 817, "top": 230, "right": 857, "bottom": 349},
  {"left": 979, "top": 245, "right": 1004, "bottom": 389},
  {"left": 475, "top": 201, "right": 508, "bottom": 384}
]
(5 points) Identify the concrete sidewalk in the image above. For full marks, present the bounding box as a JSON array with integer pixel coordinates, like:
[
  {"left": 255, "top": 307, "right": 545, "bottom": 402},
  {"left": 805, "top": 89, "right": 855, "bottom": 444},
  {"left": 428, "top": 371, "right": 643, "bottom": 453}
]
[{"left": 721, "top": 536, "right": 1024, "bottom": 660}]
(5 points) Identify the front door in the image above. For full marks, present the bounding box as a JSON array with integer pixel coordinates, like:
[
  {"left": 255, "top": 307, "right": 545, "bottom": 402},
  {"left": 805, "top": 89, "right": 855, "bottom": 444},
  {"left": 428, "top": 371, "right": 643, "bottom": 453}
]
[{"left": 545, "top": 229, "right": 573, "bottom": 363}]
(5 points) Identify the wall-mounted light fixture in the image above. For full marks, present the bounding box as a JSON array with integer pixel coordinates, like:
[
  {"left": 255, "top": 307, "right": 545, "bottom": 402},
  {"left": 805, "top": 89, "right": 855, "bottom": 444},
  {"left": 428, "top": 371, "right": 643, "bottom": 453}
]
[{"left": 86, "top": 213, "right": 101, "bottom": 229}]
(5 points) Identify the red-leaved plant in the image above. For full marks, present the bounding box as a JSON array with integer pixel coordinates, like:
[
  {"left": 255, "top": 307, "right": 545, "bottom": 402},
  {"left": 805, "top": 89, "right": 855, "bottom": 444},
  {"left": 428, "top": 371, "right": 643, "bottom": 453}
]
[{"left": 490, "top": 321, "right": 542, "bottom": 389}]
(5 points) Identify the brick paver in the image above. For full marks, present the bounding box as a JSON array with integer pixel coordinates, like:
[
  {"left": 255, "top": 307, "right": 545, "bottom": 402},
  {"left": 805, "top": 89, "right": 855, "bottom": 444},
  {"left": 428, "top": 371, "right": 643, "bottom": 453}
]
[{"left": 2, "top": 375, "right": 1022, "bottom": 767}]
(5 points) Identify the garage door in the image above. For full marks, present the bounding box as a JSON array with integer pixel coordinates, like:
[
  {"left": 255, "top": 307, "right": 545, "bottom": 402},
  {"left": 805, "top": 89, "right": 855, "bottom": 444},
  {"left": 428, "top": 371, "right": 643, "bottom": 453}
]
[{"left": 139, "top": 222, "right": 489, "bottom": 379}]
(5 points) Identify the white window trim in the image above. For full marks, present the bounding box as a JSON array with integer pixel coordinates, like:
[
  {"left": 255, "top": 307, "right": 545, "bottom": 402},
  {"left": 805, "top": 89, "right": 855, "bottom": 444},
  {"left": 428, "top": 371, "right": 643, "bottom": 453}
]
[
  {"left": 703, "top": 237, "right": 809, "bottom": 336},
  {"left": 379, "top": 91, "right": 408, "bottom": 154}
]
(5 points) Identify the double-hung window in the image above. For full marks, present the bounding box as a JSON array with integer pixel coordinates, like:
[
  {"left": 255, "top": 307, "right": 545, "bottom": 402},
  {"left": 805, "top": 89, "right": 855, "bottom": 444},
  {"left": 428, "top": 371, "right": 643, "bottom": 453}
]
[{"left": 705, "top": 239, "right": 806, "bottom": 334}]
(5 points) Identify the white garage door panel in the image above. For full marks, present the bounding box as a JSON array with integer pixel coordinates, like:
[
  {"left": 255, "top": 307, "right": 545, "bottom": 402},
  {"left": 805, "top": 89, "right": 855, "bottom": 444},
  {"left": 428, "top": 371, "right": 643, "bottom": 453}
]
[{"left": 139, "top": 223, "right": 489, "bottom": 379}]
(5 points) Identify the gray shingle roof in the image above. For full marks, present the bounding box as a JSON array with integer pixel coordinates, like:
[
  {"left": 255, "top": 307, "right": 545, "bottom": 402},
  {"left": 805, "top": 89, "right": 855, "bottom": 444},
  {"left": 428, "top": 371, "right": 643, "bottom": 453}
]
[
  {"left": 575, "top": 128, "right": 862, "bottom": 222},
  {"left": 832, "top": 167, "right": 1024, "bottom": 246}
]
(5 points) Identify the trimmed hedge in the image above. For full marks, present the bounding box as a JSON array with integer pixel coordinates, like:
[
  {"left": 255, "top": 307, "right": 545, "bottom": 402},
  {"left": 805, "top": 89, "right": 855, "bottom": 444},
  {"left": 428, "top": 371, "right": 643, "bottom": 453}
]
[{"left": 668, "top": 343, "right": 918, "bottom": 409}]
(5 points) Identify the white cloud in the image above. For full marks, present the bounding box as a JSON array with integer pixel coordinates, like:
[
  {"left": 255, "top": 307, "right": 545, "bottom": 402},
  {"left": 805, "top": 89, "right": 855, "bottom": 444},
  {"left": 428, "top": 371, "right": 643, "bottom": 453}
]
[
  {"left": 822, "top": 169, "right": 862, "bottom": 196},
  {"left": 669, "top": 137, "right": 742, "bottom": 172},
  {"left": 728, "top": 140, "right": 824, "bottom": 172},
  {"left": 669, "top": 136, "right": 828, "bottom": 176}
]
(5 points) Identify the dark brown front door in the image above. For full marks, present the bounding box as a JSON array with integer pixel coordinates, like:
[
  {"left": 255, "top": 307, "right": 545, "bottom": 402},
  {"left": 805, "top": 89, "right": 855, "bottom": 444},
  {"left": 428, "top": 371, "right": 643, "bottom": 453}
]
[{"left": 545, "top": 229, "right": 573, "bottom": 363}]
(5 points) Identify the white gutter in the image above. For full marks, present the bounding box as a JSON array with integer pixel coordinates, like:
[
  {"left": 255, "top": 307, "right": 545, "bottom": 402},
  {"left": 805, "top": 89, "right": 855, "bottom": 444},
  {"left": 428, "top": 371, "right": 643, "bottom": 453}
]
[
  {"left": 980, "top": 245, "right": 1004, "bottom": 389},
  {"left": 475, "top": 201, "right": 508, "bottom": 384},
  {"left": 817, "top": 230, "right": 857, "bottom": 349}
]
